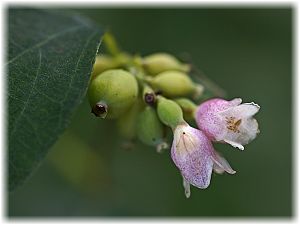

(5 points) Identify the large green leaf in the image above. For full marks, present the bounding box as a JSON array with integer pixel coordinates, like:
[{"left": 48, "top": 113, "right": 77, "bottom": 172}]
[{"left": 7, "top": 8, "right": 103, "bottom": 191}]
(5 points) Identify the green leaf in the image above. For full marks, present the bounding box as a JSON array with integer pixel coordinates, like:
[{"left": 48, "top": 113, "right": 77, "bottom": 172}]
[{"left": 7, "top": 8, "right": 103, "bottom": 191}]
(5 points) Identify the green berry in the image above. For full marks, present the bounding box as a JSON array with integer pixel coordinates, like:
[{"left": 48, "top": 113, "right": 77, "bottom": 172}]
[
  {"left": 88, "top": 69, "right": 138, "bottom": 119},
  {"left": 91, "top": 53, "right": 131, "bottom": 80},
  {"left": 142, "top": 53, "right": 190, "bottom": 76},
  {"left": 157, "top": 96, "right": 185, "bottom": 130},
  {"left": 147, "top": 71, "right": 198, "bottom": 98},
  {"left": 91, "top": 55, "right": 120, "bottom": 79},
  {"left": 117, "top": 98, "right": 143, "bottom": 139},
  {"left": 174, "top": 98, "right": 197, "bottom": 121},
  {"left": 137, "top": 106, "right": 167, "bottom": 151}
]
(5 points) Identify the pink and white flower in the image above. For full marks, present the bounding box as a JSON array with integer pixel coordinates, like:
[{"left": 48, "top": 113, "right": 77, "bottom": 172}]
[
  {"left": 171, "top": 122, "right": 236, "bottom": 197},
  {"left": 195, "top": 98, "right": 260, "bottom": 150}
]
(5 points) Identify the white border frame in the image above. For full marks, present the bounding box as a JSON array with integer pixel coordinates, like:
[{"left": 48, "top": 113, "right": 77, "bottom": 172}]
[{"left": 0, "top": 1, "right": 297, "bottom": 224}]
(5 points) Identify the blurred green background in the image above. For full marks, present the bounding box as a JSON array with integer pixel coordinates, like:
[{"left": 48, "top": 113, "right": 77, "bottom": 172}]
[{"left": 8, "top": 7, "right": 292, "bottom": 217}]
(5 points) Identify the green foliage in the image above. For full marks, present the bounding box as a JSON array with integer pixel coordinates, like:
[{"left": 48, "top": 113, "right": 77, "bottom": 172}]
[{"left": 7, "top": 8, "right": 103, "bottom": 191}]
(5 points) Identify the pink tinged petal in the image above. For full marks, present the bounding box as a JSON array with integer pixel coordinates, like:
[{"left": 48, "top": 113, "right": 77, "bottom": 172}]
[
  {"left": 196, "top": 98, "right": 260, "bottom": 150},
  {"left": 195, "top": 98, "right": 232, "bottom": 140},
  {"left": 212, "top": 151, "right": 236, "bottom": 174},
  {"left": 171, "top": 124, "right": 214, "bottom": 189}
]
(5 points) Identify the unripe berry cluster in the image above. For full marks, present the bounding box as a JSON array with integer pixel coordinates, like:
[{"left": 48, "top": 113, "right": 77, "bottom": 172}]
[{"left": 88, "top": 33, "right": 203, "bottom": 152}]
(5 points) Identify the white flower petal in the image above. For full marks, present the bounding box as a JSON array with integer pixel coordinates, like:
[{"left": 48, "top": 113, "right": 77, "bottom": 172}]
[
  {"left": 222, "top": 116, "right": 259, "bottom": 148},
  {"left": 229, "top": 98, "right": 242, "bottom": 106},
  {"left": 212, "top": 152, "right": 236, "bottom": 174},
  {"left": 213, "top": 163, "right": 225, "bottom": 174},
  {"left": 215, "top": 102, "right": 260, "bottom": 148},
  {"left": 182, "top": 176, "right": 191, "bottom": 198},
  {"left": 220, "top": 102, "right": 260, "bottom": 118},
  {"left": 224, "top": 139, "right": 245, "bottom": 150}
]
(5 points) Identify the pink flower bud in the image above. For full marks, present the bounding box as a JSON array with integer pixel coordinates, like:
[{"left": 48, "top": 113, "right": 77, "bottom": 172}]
[
  {"left": 171, "top": 123, "right": 235, "bottom": 197},
  {"left": 195, "top": 98, "right": 260, "bottom": 150}
]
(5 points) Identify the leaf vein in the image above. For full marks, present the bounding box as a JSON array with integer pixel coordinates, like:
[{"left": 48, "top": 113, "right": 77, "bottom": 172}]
[
  {"left": 10, "top": 49, "right": 42, "bottom": 137},
  {"left": 7, "top": 25, "right": 84, "bottom": 65},
  {"left": 58, "top": 30, "right": 99, "bottom": 125},
  {"left": 33, "top": 87, "right": 60, "bottom": 104}
]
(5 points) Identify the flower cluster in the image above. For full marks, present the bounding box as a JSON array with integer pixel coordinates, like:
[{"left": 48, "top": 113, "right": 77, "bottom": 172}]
[
  {"left": 156, "top": 96, "right": 260, "bottom": 197},
  {"left": 88, "top": 32, "right": 260, "bottom": 198}
]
